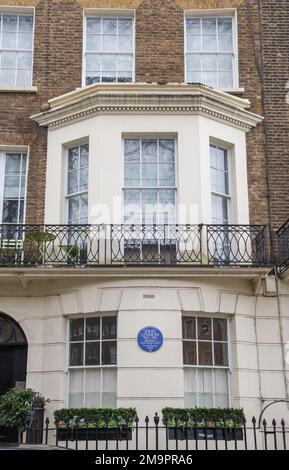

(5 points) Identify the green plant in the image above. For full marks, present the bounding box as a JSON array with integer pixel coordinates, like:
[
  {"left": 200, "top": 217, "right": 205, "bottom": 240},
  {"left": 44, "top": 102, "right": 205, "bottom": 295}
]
[
  {"left": 162, "top": 407, "right": 245, "bottom": 429},
  {"left": 54, "top": 408, "right": 137, "bottom": 429},
  {"left": 0, "top": 389, "right": 46, "bottom": 431}
]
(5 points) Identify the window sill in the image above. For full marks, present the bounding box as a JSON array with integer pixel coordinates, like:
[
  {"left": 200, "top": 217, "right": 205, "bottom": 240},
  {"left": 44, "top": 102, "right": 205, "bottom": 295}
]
[
  {"left": 222, "top": 88, "right": 245, "bottom": 96},
  {"left": 0, "top": 86, "right": 38, "bottom": 93}
]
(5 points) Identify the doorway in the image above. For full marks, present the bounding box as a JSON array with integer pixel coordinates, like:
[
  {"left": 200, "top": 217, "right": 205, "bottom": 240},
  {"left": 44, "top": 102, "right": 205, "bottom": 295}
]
[{"left": 0, "top": 313, "right": 27, "bottom": 396}]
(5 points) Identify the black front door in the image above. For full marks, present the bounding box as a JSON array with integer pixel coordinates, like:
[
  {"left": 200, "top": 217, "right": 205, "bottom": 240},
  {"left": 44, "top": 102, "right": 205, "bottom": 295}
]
[
  {"left": 0, "top": 350, "right": 13, "bottom": 395},
  {"left": 0, "top": 347, "right": 27, "bottom": 396}
]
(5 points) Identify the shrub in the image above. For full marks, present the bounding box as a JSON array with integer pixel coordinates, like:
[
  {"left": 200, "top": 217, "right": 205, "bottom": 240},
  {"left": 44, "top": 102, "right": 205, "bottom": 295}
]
[
  {"left": 0, "top": 389, "right": 46, "bottom": 431},
  {"left": 162, "top": 407, "right": 245, "bottom": 429},
  {"left": 54, "top": 408, "right": 137, "bottom": 429}
]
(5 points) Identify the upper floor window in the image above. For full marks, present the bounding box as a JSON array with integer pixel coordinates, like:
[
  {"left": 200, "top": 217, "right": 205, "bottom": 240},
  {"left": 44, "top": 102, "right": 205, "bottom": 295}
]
[
  {"left": 84, "top": 14, "right": 134, "bottom": 86},
  {"left": 0, "top": 13, "right": 34, "bottom": 87},
  {"left": 185, "top": 15, "right": 236, "bottom": 89},
  {"left": 66, "top": 144, "right": 89, "bottom": 225},
  {"left": 123, "top": 139, "right": 177, "bottom": 225},
  {"left": 0, "top": 151, "right": 28, "bottom": 223},
  {"left": 210, "top": 144, "right": 230, "bottom": 224}
]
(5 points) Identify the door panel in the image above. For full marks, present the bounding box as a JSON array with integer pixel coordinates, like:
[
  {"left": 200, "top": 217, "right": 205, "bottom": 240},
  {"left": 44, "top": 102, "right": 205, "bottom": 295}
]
[{"left": 0, "top": 351, "right": 13, "bottom": 395}]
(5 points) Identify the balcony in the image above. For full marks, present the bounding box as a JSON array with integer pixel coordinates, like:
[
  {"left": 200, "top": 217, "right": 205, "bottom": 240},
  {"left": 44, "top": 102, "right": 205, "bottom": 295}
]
[
  {"left": 0, "top": 224, "right": 270, "bottom": 270},
  {"left": 277, "top": 218, "right": 289, "bottom": 275}
]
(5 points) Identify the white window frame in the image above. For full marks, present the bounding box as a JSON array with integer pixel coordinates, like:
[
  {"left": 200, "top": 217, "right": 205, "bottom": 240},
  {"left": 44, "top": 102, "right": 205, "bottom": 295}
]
[
  {"left": 184, "top": 9, "right": 239, "bottom": 91},
  {"left": 0, "top": 7, "right": 35, "bottom": 89},
  {"left": 122, "top": 137, "right": 178, "bottom": 225},
  {"left": 82, "top": 9, "right": 136, "bottom": 87},
  {"left": 0, "top": 146, "right": 29, "bottom": 224},
  {"left": 67, "top": 313, "right": 118, "bottom": 409},
  {"left": 210, "top": 143, "right": 232, "bottom": 225},
  {"left": 65, "top": 142, "right": 89, "bottom": 225},
  {"left": 182, "top": 314, "right": 232, "bottom": 408}
]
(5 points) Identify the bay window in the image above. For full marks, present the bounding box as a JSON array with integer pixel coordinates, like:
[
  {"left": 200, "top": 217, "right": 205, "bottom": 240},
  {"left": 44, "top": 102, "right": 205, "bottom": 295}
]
[
  {"left": 185, "top": 15, "right": 236, "bottom": 89},
  {"left": 183, "top": 316, "right": 230, "bottom": 408},
  {"left": 69, "top": 315, "right": 117, "bottom": 408},
  {"left": 0, "top": 151, "right": 27, "bottom": 223},
  {"left": 0, "top": 12, "right": 34, "bottom": 87},
  {"left": 84, "top": 14, "right": 134, "bottom": 85}
]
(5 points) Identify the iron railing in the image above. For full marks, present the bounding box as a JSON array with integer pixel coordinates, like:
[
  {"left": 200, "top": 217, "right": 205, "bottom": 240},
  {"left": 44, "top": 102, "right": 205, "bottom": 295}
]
[
  {"left": 21, "top": 415, "right": 289, "bottom": 451},
  {"left": 0, "top": 223, "right": 270, "bottom": 268},
  {"left": 277, "top": 218, "right": 289, "bottom": 274}
]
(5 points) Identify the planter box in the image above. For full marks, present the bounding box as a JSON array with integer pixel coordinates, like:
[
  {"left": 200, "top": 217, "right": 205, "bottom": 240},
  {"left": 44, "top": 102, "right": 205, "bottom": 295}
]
[
  {"left": 0, "top": 427, "right": 19, "bottom": 445},
  {"left": 168, "top": 428, "right": 244, "bottom": 441},
  {"left": 57, "top": 427, "right": 132, "bottom": 442}
]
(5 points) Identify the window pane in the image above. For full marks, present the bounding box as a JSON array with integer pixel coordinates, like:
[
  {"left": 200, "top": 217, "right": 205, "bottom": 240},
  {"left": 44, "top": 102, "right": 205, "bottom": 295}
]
[
  {"left": 198, "top": 368, "right": 214, "bottom": 407},
  {"left": 142, "top": 163, "right": 157, "bottom": 187},
  {"left": 182, "top": 317, "right": 196, "bottom": 339},
  {"left": 85, "top": 369, "right": 101, "bottom": 408},
  {"left": 19, "top": 15, "right": 33, "bottom": 33},
  {"left": 17, "top": 33, "right": 33, "bottom": 49},
  {"left": 102, "top": 340, "right": 117, "bottom": 365},
  {"left": 197, "top": 317, "right": 212, "bottom": 340},
  {"left": 213, "top": 318, "right": 228, "bottom": 341},
  {"left": 0, "top": 68, "right": 15, "bottom": 85},
  {"left": 85, "top": 342, "right": 100, "bottom": 365},
  {"left": 142, "top": 140, "right": 157, "bottom": 162},
  {"left": 202, "top": 18, "right": 216, "bottom": 34},
  {"left": 118, "top": 18, "right": 133, "bottom": 35},
  {"left": 102, "top": 35, "right": 117, "bottom": 52},
  {"left": 3, "top": 15, "right": 17, "bottom": 32},
  {"left": 183, "top": 341, "right": 197, "bottom": 365},
  {"left": 102, "top": 369, "right": 117, "bottom": 408},
  {"left": 87, "top": 18, "right": 101, "bottom": 34},
  {"left": 118, "top": 35, "right": 132, "bottom": 52},
  {"left": 103, "top": 18, "right": 117, "bottom": 35},
  {"left": 125, "top": 163, "right": 140, "bottom": 187},
  {"left": 214, "top": 369, "right": 229, "bottom": 407},
  {"left": 186, "top": 18, "right": 201, "bottom": 34},
  {"left": 80, "top": 144, "right": 89, "bottom": 167},
  {"left": 70, "top": 318, "right": 84, "bottom": 341},
  {"left": 214, "top": 342, "right": 228, "bottom": 366},
  {"left": 69, "top": 370, "right": 84, "bottom": 408},
  {"left": 2, "top": 200, "right": 20, "bottom": 223},
  {"left": 86, "top": 317, "right": 100, "bottom": 340},
  {"left": 159, "top": 163, "right": 175, "bottom": 187},
  {"left": 70, "top": 343, "right": 84, "bottom": 366},
  {"left": 68, "top": 147, "right": 79, "bottom": 170},
  {"left": 102, "top": 317, "right": 117, "bottom": 339},
  {"left": 86, "top": 34, "right": 101, "bottom": 51},
  {"left": 124, "top": 140, "right": 140, "bottom": 162},
  {"left": 184, "top": 369, "right": 197, "bottom": 407},
  {"left": 1, "top": 51, "right": 16, "bottom": 68},
  {"left": 198, "top": 341, "right": 213, "bottom": 366},
  {"left": 202, "top": 34, "right": 217, "bottom": 52},
  {"left": 68, "top": 170, "right": 78, "bottom": 194},
  {"left": 68, "top": 196, "right": 80, "bottom": 223},
  {"left": 186, "top": 35, "right": 201, "bottom": 52}
]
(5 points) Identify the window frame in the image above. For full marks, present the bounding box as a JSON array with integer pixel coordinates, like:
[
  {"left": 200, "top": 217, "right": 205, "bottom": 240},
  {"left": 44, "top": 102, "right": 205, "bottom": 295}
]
[
  {"left": 184, "top": 9, "right": 239, "bottom": 91},
  {"left": 0, "top": 147, "right": 29, "bottom": 224},
  {"left": 182, "top": 314, "right": 232, "bottom": 408},
  {"left": 67, "top": 313, "right": 118, "bottom": 409},
  {"left": 65, "top": 142, "right": 89, "bottom": 225},
  {"left": 122, "top": 137, "right": 178, "bottom": 225},
  {"left": 82, "top": 9, "right": 136, "bottom": 87},
  {"left": 0, "top": 7, "right": 35, "bottom": 88}
]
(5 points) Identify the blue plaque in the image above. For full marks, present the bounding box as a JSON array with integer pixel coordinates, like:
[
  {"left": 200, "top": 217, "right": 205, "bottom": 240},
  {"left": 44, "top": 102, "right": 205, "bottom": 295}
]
[{"left": 137, "top": 326, "right": 164, "bottom": 353}]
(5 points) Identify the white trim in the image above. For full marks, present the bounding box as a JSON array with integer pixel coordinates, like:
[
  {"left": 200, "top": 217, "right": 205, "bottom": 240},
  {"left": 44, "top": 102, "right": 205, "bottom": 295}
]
[
  {"left": 0, "top": 85, "right": 37, "bottom": 93},
  {"left": 82, "top": 9, "right": 135, "bottom": 88},
  {"left": 184, "top": 8, "right": 239, "bottom": 91}
]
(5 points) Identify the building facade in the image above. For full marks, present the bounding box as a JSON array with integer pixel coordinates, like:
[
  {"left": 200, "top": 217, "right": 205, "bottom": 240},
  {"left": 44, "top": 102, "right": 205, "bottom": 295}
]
[{"left": 0, "top": 0, "right": 289, "bottom": 429}]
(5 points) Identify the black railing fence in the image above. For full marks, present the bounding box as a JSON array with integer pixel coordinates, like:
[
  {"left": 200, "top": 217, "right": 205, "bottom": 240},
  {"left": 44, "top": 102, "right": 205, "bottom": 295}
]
[
  {"left": 0, "top": 223, "right": 270, "bottom": 268},
  {"left": 277, "top": 219, "right": 289, "bottom": 274},
  {"left": 21, "top": 415, "right": 289, "bottom": 451}
]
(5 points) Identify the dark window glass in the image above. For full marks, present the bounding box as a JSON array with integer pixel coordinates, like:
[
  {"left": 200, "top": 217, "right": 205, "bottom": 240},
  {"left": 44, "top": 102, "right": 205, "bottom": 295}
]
[
  {"left": 197, "top": 318, "right": 212, "bottom": 340},
  {"left": 214, "top": 342, "right": 228, "bottom": 366},
  {"left": 183, "top": 341, "right": 197, "bottom": 365},
  {"left": 85, "top": 342, "right": 100, "bottom": 366},
  {"left": 102, "top": 316, "right": 117, "bottom": 339},
  {"left": 86, "top": 317, "right": 100, "bottom": 341},
  {"left": 102, "top": 341, "right": 117, "bottom": 365},
  {"left": 70, "top": 343, "right": 84, "bottom": 366},
  {"left": 70, "top": 319, "right": 84, "bottom": 342},
  {"left": 182, "top": 317, "right": 196, "bottom": 339},
  {"left": 198, "top": 341, "right": 213, "bottom": 366},
  {"left": 213, "top": 318, "right": 228, "bottom": 342}
]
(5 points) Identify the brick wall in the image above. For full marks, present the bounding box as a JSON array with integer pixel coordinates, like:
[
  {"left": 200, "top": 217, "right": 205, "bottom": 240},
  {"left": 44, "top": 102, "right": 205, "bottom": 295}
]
[{"left": 0, "top": 0, "right": 287, "bottom": 232}]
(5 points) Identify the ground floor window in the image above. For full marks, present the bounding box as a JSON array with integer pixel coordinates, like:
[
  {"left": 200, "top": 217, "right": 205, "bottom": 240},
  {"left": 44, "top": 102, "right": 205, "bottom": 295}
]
[
  {"left": 68, "top": 315, "right": 117, "bottom": 408},
  {"left": 183, "top": 315, "right": 230, "bottom": 407}
]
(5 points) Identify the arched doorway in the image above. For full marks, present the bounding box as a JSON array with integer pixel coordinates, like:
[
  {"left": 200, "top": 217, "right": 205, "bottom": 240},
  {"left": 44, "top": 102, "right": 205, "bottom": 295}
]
[{"left": 0, "top": 313, "right": 27, "bottom": 396}]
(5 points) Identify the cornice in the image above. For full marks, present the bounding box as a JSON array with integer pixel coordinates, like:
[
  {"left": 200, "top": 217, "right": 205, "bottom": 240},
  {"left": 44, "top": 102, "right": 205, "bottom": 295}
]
[{"left": 31, "top": 83, "right": 263, "bottom": 131}]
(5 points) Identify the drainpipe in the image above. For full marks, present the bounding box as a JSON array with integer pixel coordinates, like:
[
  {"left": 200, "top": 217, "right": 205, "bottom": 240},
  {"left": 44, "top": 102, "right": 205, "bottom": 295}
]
[{"left": 273, "top": 266, "right": 289, "bottom": 408}]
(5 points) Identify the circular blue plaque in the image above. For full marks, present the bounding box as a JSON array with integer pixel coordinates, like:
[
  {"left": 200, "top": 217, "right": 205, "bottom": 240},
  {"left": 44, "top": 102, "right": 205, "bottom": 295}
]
[{"left": 137, "top": 326, "right": 164, "bottom": 353}]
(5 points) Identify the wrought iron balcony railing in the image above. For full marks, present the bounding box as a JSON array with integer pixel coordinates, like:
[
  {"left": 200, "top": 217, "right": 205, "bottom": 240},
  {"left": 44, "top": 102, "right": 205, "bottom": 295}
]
[
  {"left": 0, "top": 223, "right": 270, "bottom": 268},
  {"left": 277, "top": 218, "right": 289, "bottom": 274}
]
